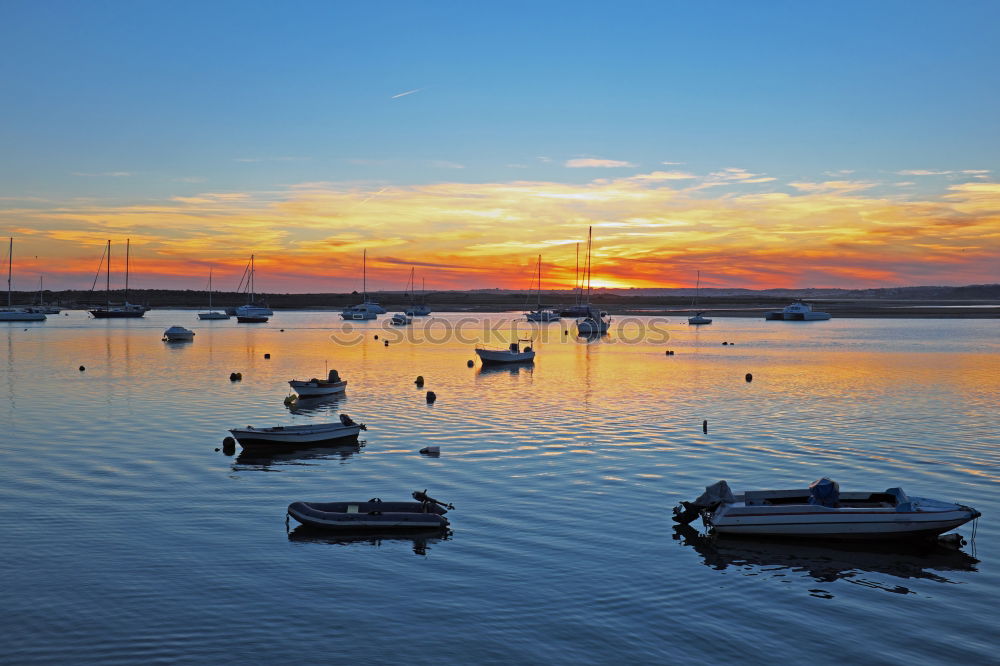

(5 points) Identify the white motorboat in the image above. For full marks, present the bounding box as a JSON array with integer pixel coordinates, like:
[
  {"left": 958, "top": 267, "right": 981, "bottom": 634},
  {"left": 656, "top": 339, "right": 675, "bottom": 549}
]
[
  {"left": 288, "top": 370, "right": 348, "bottom": 397},
  {"left": 198, "top": 268, "right": 230, "bottom": 319},
  {"left": 1, "top": 238, "right": 47, "bottom": 321},
  {"left": 229, "top": 415, "right": 366, "bottom": 449},
  {"left": 390, "top": 312, "right": 411, "bottom": 326},
  {"left": 163, "top": 325, "right": 195, "bottom": 341},
  {"left": 673, "top": 479, "right": 981, "bottom": 541},
  {"left": 89, "top": 239, "right": 149, "bottom": 318},
  {"left": 475, "top": 339, "right": 535, "bottom": 364},
  {"left": 765, "top": 300, "right": 831, "bottom": 321},
  {"left": 687, "top": 270, "right": 712, "bottom": 325}
]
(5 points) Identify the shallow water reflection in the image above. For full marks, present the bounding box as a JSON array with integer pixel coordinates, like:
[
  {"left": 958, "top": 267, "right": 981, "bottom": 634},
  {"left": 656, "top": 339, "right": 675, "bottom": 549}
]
[{"left": 287, "top": 526, "right": 452, "bottom": 556}]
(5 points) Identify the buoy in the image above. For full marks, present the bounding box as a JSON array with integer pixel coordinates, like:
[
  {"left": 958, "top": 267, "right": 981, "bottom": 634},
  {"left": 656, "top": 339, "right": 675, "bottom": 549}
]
[
  {"left": 79, "top": 365, "right": 85, "bottom": 372},
  {"left": 426, "top": 391, "right": 437, "bottom": 403},
  {"left": 563, "top": 330, "right": 568, "bottom": 335},
  {"left": 745, "top": 373, "right": 753, "bottom": 383},
  {"left": 230, "top": 372, "right": 242, "bottom": 381},
  {"left": 223, "top": 436, "right": 236, "bottom": 446},
  {"left": 374, "top": 334, "right": 379, "bottom": 340},
  {"left": 722, "top": 341, "right": 728, "bottom": 346},
  {"left": 415, "top": 375, "right": 424, "bottom": 386},
  {"left": 283, "top": 395, "right": 297, "bottom": 405},
  {"left": 420, "top": 446, "right": 440, "bottom": 455},
  {"left": 384, "top": 340, "right": 389, "bottom": 346},
  {"left": 665, "top": 350, "right": 674, "bottom": 356},
  {"left": 702, "top": 420, "right": 708, "bottom": 434},
  {"left": 280, "top": 329, "right": 284, "bottom": 332},
  {"left": 264, "top": 353, "right": 270, "bottom": 359},
  {"left": 467, "top": 359, "right": 474, "bottom": 367},
  {"left": 222, "top": 437, "right": 236, "bottom": 456}
]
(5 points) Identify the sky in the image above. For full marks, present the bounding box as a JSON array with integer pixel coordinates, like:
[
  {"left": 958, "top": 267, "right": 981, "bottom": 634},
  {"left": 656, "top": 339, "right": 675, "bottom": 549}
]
[{"left": 1, "top": 0, "right": 998, "bottom": 293}]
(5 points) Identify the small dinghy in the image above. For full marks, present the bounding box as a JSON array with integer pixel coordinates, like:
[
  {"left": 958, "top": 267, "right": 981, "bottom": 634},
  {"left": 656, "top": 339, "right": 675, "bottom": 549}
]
[
  {"left": 288, "top": 369, "right": 347, "bottom": 397},
  {"left": 163, "top": 325, "right": 195, "bottom": 341},
  {"left": 229, "top": 414, "right": 366, "bottom": 449},
  {"left": 288, "top": 490, "right": 454, "bottom": 530},
  {"left": 475, "top": 339, "right": 535, "bottom": 364},
  {"left": 673, "top": 478, "right": 981, "bottom": 541}
]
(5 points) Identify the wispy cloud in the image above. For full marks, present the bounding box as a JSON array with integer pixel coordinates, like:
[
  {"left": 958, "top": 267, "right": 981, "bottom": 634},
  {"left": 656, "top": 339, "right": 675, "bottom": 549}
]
[
  {"left": 661, "top": 161, "right": 685, "bottom": 166},
  {"left": 788, "top": 180, "right": 875, "bottom": 193},
  {"left": 390, "top": 88, "right": 423, "bottom": 99},
  {"left": 428, "top": 160, "right": 465, "bottom": 169},
  {"left": 565, "top": 158, "right": 636, "bottom": 168},
  {"left": 897, "top": 169, "right": 953, "bottom": 176},
  {"left": 72, "top": 171, "right": 131, "bottom": 177}
]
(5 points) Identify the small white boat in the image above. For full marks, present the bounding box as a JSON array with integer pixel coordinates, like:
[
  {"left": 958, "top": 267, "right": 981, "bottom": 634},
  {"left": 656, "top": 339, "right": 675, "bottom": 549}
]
[
  {"left": 1, "top": 238, "right": 46, "bottom": 321},
  {"left": 288, "top": 370, "right": 348, "bottom": 397},
  {"left": 235, "top": 304, "right": 271, "bottom": 322},
  {"left": 524, "top": 255, "right": 561, "bottom": 322},
  {"left": 288, "top": 490, "right": 453, "bottom": 531},
  {"left": 229, "top": 415, "right": 366, "bottom": 449},
  {"left": 576, "top": 308, "right": 610, "bottom": 335},
  {"left": 688, "top": 313, "right": 712, "bottom": 325},
  {"left": 198, "top": 268, "right": 230, "bottom": 319},
  {"left": 475, "top": 339, "right": 535, "bottom": 364},
  {"left": 687, "top": 270, "right": 712, "bottom": 325},
  {"left": 390, "top": 312, "right": 412, "bottom": 326},
  {"left": 341, "top": 250, "right": 384, "bottom": 319},
  {"left": 673, "top": 479, "right": 981, "bottom": 541},
  {"left": 765, "top": 300, "right": 831, "bottom": 321},
  {"left": 163, "top": 325, "right": 195, "bottom": 341}
]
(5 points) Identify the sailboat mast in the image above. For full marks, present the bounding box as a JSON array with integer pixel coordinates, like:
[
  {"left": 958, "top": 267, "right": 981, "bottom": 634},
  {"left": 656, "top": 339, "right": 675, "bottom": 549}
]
[
  {"left": 250, "top": 254, "right": 255, "bottom": 303},
  {"left": 537, "top": 254, "right": 542, "bottom": 308},
  {"left": 124, "top": 238, "right": 130, "bottom": 303},
  {"left": 585, "top": 227, "right": 593, "bottom": 303},
  {"left": 209, "top": 268, "right": 213, "bottom": 309},
  {"left": 362, "top": 249, "right": 367, "bottom": 301},
  {"left": 106, "top": 240, "right": 111, "bottom": 308},
  {"left": 7, "top": 237, "right": 12, "bottom": 308},
  {"left": 574, "top": 242, "right": 580, "bottom": 305}
]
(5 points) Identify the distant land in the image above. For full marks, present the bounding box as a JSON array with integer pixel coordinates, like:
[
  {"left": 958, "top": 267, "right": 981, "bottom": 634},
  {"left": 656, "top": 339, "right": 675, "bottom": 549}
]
[{"left": 16, "top": 284, "right": 1000, "bottom": 318}]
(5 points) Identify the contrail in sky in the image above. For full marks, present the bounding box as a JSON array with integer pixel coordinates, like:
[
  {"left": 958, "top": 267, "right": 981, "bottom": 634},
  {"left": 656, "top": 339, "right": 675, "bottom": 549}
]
[{"left": 390, "top": 88, "right": 422, "bottom": 99}]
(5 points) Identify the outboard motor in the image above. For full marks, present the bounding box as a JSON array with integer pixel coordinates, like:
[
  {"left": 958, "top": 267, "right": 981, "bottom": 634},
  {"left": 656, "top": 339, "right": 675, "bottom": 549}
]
[
  {"left": 808, "top": 477, "right": 840, "bottom": 507},
  {"left": 412, "top": 489, "right": 454, "bottom": 512},
  {"left": 672, "top": 480, "right": 735, "bottom": 525},
  {"left": 328, "top": 369, "right": 341, "bottom": 383}
]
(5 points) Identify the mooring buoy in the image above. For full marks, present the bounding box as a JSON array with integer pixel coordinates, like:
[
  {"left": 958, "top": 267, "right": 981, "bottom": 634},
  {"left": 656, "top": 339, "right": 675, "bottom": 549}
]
[
  {"left": 745, "top": 373, "right": 753, "bottom": 382},
  {"left": 79, "top": 365, "right": 85, "bottom": 372},
  {"left": 467, "top": 359, "right": 474, "bottom": 367},
  {"left": 702, "top": 420, "right": 708, "bottom": 434},
  {"left": 415, "top": 375, "right": 425, "bottom": 386},
  {"left": 426, "top": 391, "right": 437, "bottom": 403},
  {"left": 229, "top": 372, "right": 242, "bottom": 381}
]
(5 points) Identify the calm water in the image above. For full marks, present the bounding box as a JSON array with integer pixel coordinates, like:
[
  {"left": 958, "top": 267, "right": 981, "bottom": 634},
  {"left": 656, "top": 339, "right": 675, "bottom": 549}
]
[{"left": 2, "top": 312, "right": 997, "bottom": 664}]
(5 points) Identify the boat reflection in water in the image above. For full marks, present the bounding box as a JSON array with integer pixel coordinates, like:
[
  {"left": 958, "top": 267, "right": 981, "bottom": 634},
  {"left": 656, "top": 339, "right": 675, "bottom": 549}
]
[
  {"left": 672, "top": 524, "right": 978, "bottom": 596},
  {"left": 476, "top": 361, "right": 534, "bottom": 377},
  {"left": 233, "top": 441, "right": 364, "bottom": 468},
  {"left": 288, "top": 526, "right": 452, "bottom": 556},
  {"left": 284, "top": 393, "right": 346, "bottom": 415}
]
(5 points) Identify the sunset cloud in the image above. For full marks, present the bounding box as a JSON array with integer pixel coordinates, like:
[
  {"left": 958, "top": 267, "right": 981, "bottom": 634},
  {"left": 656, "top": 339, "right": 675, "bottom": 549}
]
[{"left": 3, "top": 172, "right": 998, "bottom": 292}]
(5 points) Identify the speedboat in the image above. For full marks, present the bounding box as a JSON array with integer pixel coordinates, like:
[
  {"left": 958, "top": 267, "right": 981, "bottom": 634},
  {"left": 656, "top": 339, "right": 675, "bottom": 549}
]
[
  {"left": 390, "top": 312, "right": 412, "bottom": 326},
  {"left": 475, "top": 339, "right": 535, "bottom": 364},
  {"left": 688, "top": 312, "right": 712, "bottom": 325},
  {"left": 163, "top": 325, "right": 195, "bottom": 341},
  {"left": 287, "top": 490, "right": 453, "bottom": 530},
  {"left": 288, "top": 370, "right": 347, "bottom": 397},
  {"left": 764, "top": 300, "right": 831, "bottom": 321},
  {"left": 229, "top": 415, "right": 366, "bottom": 449},
  {"left": 673, "top": 478, "right": 981, "bottom": 541}
]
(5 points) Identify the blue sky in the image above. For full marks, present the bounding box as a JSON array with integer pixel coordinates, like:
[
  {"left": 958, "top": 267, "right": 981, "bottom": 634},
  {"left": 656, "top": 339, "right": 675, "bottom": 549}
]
[{"left": 1, "top": 1, "right": 998, "bottom": 291}]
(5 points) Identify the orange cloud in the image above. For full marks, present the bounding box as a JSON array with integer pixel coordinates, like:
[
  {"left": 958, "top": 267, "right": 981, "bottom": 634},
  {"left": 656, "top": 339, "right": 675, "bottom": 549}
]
[{"left": 2, "top": 172, "right": 998, "bottom": 291}]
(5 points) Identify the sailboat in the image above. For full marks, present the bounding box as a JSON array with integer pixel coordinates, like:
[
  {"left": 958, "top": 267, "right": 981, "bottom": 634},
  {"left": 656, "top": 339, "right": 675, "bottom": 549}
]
[
  {"left": 575, "top": 227, "right": 610, "bottom": 336},
  {"left": 0, "top": 238, "right": 46, "bottom": 321},
  {"left": 89, "top": 239, "right": 149, "bottom": 318},
  {"left": 198, "top": 268, "right": 230, "bottom": 319},
  {"left": 525, "top": 255, "right": 560, "bottom": 322},
  {"left": 26, "top": 275, "right": 60, "bottom": 314},
  {"left": 341, "top": 249, "right": 382, "bottom": 319},
  {"left": 235, "top": 255, "right": 272, "bottom": 322},
  {"left": 559, "top": 242, "right": 590, "bottom": 318},
  {"left": 687, "top": 270, "right": 712, "bottom": 325},
  {"left": 405, "top": 273, "right": 432, "bottom": 316}
]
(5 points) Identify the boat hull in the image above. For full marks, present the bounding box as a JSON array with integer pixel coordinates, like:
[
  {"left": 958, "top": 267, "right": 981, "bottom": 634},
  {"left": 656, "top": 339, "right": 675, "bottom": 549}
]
[
  {"left": 475, "top": 348, "right": 536, "bottom": 364},
  {"left": 288, "top": 379, "right": 348, "bottom": 397},
  {"left": 229, "top": 423, "right": 362, "bottom": 448},
  {"left": 526, "top": 311, "right": 560, "bottom": 322},
  {"left": 688, "top": 317, "right": 712, "bottom": 325},
  {"left": 198, "top": 312, "right": 230, "bottom": 320},
  {"left": 288, "top": 500, "right": 449, "bottom": 530},
  {"left": 0, "top": 311, "right": 46, "bottom": 321},
  {"left": 90, "top": 309, "right": 146, "bottom": 318},
  {"left": 709, "top": 501, "right": 979, "bottom": 540}
]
